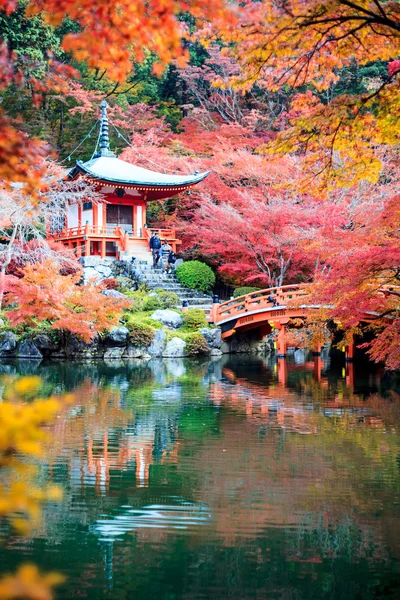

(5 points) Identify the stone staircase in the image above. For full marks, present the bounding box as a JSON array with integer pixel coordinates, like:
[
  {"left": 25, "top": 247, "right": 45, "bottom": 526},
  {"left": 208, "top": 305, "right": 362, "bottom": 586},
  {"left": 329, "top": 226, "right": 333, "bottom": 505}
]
[{"left": 134, "top": 259, "right": 213, "bottom": 311}]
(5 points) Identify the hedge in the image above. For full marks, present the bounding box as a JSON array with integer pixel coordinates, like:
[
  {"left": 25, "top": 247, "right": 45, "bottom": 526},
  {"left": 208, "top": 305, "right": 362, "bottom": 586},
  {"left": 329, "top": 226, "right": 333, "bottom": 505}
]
[
  {"left": 185, "top": 333, "right": 209, "bottom": 356},
  {"left": 182, "top": 308, "right": 208, "bottom": 331},
  {"left": 175, "top": 261, "right": 215, "bottom": 293}
]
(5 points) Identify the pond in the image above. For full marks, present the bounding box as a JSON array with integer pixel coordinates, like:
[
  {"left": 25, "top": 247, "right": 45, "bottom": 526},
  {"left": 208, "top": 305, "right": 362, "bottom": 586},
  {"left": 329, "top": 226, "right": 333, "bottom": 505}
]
[{"left": 0, "top": 354, "right": 400, "bottom": 599}]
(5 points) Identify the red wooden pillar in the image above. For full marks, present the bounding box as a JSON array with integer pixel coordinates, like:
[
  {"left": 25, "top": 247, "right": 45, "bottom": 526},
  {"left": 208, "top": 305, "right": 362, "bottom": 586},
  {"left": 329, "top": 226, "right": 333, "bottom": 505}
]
[
  {"left": 209, "top": 295, "right": 219, "bottom": 323},
  {"left": 101, "top": 238, "right": 106, "bottom": 259},
  {"left": 277, "top": 324, "right": 287, "bottom": 358},
  {"left": 102, "top": 204, "right": 107, "bottom": 232},
  {"left": 143, "top": 201, "right": 147, "bottom": 230},
  {"left": 345, "top": 338, "right": 355, "bottom": 362}
]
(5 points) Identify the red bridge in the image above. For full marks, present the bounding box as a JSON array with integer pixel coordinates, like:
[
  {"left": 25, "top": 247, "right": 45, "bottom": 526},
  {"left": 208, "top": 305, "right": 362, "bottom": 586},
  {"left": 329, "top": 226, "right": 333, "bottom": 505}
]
[{"left": 208, "top": 284, "right": 382, "bottom": 361}]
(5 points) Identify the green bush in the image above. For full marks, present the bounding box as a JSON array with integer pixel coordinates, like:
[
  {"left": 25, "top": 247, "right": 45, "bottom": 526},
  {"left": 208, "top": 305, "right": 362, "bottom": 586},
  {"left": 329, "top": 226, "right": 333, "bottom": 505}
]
[
  {"left": 182, "top": 308, "right": 208, "bottom": 331},
  {"left": 233, "top": 286, "right": 261, "bottom": 298},
  {"left": 176, "top": 261, "right": 215, "bottom": 293},
  {"left": 185, "top": 333, "right": 209, "bottom": 356},
  {"left": 154, "top": 289, "right": 180, "bottom": 309},
  {"left": 123, "top": 312, "right": 163, "bottom": 330},
  {"left": 125, "top": 290, "right": 148, "bottom": 312},
  {"left": 142, "top": 295, "right": 163, "bottom": 312},
  {"left": 126, "top": 322, "right": 155, "bottom": 346}
]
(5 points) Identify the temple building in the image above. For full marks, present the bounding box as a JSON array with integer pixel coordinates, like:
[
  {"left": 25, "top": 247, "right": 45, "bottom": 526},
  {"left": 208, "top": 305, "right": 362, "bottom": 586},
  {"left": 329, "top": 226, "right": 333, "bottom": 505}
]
[{"left": 48, "top": 101, "right": 209, "bottom": 260}]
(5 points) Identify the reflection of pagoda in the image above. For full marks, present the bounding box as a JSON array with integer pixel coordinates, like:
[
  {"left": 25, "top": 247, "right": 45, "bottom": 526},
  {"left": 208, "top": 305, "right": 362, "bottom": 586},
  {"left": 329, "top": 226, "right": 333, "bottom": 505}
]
[{"left": 48, "top": 101, "right": 209, "bottom": 259}]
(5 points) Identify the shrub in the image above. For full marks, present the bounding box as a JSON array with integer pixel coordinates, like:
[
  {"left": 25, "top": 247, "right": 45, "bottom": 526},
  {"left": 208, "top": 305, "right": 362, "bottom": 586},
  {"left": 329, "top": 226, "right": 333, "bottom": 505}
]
[
  {"left": 176, "top": 261, "right": 215, "bottom": 293},
  {"left": 116, "top": 277, "right": 133, "bottom": 293},
  {"left": 154, "top": 289, "right": 180, "bottom": 309},
  {"left": 102, "top": 278, "right": 119, "bottom": 290},
  {"left": 123, "top": 312, "right": 163, "bottom": 330},
  {"left": 142, "top": 295, "right": 163, "bottom": 312},
  {"left": 233, "top": 286, "right": 260, "bottom": 298},
  {"left": 125, "top": 290, "right": 148, "bottom": 312},
  {"left": 182, "top": 308, "right": 208, "bottom": 331},
  {"left": 126, "top": 322, "right": 155, "bottom": 346},
  {"left": 185, "top": 333, "right": 209, "bottom": 356}
]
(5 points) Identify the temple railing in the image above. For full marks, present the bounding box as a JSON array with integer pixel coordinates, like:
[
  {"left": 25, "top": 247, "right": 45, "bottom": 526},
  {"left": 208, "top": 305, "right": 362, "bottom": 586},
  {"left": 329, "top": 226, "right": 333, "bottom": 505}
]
[
  {"left": 48, "top": 224, "right": 180, "bottom": 242},
  {"left": 143, "top": 227, "right": 178, "bottom": 242},
  {"left": 49, "top": 225, "right": 146, "bottom": 240}
]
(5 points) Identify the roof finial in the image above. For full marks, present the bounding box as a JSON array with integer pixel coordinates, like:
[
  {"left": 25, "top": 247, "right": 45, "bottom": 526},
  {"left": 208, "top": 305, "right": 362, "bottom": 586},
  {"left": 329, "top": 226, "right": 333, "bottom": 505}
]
[{"left": 94, "top": 100, "right": 116, "bottom": 158}]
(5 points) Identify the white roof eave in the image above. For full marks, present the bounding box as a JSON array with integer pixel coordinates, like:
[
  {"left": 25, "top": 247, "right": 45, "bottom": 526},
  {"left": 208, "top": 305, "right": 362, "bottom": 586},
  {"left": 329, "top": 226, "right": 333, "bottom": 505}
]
[{"left": 77, "top": 156, "right": 209, "bottom": 187}]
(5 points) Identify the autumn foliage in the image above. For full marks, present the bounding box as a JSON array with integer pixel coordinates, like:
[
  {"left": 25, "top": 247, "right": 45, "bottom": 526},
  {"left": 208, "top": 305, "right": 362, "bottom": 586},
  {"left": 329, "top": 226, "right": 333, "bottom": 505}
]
[{"left": 4, "top": 260, "right": 130, "bottom": 342}]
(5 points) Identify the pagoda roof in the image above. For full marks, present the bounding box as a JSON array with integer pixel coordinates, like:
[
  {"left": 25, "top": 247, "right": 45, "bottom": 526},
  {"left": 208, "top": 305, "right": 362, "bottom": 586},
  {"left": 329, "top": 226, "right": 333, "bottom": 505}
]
[{"left": 69, "top": 155, "right": 209, "bottom": 189}]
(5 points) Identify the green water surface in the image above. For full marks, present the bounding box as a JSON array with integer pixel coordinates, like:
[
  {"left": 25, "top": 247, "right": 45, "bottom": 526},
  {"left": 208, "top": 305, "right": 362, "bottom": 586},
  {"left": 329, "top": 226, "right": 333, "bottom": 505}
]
[{"left": 0, "top": 354, "right": 399, "bottom": 599}]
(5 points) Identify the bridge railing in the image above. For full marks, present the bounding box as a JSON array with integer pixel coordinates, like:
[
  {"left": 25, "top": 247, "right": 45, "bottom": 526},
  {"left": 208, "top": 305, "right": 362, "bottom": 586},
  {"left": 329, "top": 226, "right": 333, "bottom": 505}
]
[{"left": 215, "top": 284, "right": 310, "bottom": 323}]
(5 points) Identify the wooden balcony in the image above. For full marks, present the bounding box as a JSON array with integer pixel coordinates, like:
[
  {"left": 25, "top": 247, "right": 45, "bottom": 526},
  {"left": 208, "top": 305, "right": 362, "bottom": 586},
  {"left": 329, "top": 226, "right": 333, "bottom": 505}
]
[{"left": 47, "top": 224, "right": 181, "bottom": 258}]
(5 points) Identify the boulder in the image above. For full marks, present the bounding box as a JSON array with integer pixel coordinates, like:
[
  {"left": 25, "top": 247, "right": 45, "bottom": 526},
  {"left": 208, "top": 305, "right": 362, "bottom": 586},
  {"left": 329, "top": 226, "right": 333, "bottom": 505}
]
[
  {"left": 210, "top": 348, "right": 223, "bottom": 357},
  {"left": 163, "top": 337, "right": 186, "bottom": 358},
  {"left": 104, "top": 347, "right": 124, "bottom": 360},
  {"left": 32, "top": 333, "right": 61, "bottom": 353},
  {"left": 105, "top": 326, "right": 130, "bottom": 346},
  {"left": 83, "top": 267, "right": 101, "bottom": 283},
  {"left": 64, "top": 334, "right": 103, "bottom": 358},
  {"left": 0, "top": 331, "right": 17, "bottom": 356},
  {"left": 147, "top": 329, "right": 166, "bottom": 357},
  {"left": 17, "top": 340, "right": 43, "bottom": 360},
  {"left": 123, "top": 345, "right": 151, "bottom": 359},
  {"left": 199, "top": 327, "right": 221, "bottom": 349},
  {"left": 151, "top": 309, "right": 183, "bottom": 329},
  {"left": 95, "top": 264, "right": 112, "bottom": 278},
  {"left": 101, "top": 289, "right": 126, "bottom": 299},
  {"left": 79, "top": 256, "right": 102, "bottom": 268}
]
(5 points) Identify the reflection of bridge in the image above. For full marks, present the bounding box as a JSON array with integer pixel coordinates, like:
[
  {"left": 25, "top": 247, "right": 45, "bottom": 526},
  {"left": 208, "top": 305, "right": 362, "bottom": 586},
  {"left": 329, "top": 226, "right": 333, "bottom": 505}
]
[{"left": 208, "top": 284, "right": 384, "bottom": 360}]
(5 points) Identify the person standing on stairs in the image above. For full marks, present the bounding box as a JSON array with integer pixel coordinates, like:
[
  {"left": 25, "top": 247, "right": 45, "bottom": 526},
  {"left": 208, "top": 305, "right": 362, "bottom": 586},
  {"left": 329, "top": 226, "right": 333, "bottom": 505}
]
[
  {"left": 151, "top": 233, "right": 162, "bottom": 268},
  {"left": 161, "top": 239, "right": 172, "bottom": 273}
]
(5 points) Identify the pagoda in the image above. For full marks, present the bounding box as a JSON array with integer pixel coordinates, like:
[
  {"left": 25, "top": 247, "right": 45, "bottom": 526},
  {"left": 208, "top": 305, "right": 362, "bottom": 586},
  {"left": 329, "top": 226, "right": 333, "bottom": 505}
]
[{"left": 48, "top": 101, "right": 209, "bottom": 260}]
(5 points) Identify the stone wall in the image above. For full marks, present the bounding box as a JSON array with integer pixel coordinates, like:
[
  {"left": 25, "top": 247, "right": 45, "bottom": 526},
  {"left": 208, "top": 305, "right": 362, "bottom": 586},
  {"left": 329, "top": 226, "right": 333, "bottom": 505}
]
[{"left": 0, "top": 327, "right": 275, "bottom": 361}]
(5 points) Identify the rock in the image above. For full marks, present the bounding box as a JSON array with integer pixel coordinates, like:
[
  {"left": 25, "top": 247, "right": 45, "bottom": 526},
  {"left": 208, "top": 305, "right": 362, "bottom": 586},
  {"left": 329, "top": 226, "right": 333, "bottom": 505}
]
[
  {"left": 209, "top": 348, "right": 223, "bottom": 357},
  {"left": 101, "top": 289, "right": 126, "bottom": 299},
  {"left": 104, "top": 347, "right": 124, "bottom": 360},
  {"left": 0, "top": 331, "right": 17, "bottom": 355},
  {"left": 79, "top": 256, "right": 103, "bottom": 268},
  {"left": 95, "top": 265, "right": 112, "bottom": 278},
  {"left": 32, "top": 333, "right": 60, "bottom": 352},
  {"left": 123, "top": 345, "right": 151, "bottom": 358},
  {"left": 151, "top": 309, "right": 183, "bottom": 329},
  {"left": 64, "top": 334, "right": 103, "bottom": 358},
  {"left": 163, "top": 337, "right": 186, "bottom": 358},
  {"left": 105, "top": 326, "right": 130, "bottom": 346},
  {"left": 199, "top": 327, "right": 221, "bottom": 349},
  {"left": 0, "top": 318, "right": 4, "bottom": 327},
  {"left": 220, "top": 340, "right": 231, "bottom": 354},
  {"left": 147, "top": 329, "right": 166, "bottom": 357},
  {"left": 83, "top": 267, "right": 101, "bottom": 283},
  {"left": 17, "top": 339, "right": 43, "bottom": 359}
]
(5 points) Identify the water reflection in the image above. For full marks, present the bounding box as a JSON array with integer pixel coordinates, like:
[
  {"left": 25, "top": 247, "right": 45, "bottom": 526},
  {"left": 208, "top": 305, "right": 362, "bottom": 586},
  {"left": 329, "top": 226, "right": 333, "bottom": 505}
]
[{"left": 0, "top": 355, "right": 399, "bottom": 599}]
